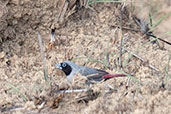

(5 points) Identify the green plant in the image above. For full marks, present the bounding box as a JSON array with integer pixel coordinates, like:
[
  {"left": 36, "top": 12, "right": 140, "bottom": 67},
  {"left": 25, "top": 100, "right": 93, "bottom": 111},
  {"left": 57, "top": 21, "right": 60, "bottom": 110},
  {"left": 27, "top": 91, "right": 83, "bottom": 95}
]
[{"left": 6, "top": 83, "right": 28, "bottom": 102}]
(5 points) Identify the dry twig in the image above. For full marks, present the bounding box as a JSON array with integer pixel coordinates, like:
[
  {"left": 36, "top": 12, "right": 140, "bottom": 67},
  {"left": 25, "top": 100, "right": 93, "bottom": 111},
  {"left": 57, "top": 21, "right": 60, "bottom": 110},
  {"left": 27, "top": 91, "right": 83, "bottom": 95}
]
[
  {"left": 120, "top": 46, "right": 160, "bottom": 72},
  {"left": 119, "top": 3, "right": 126, "bottom": 69},
  {"left": 58, "top": 89, "right": 88, "bottom": 93},
  {"left": 38, "top": 32, "right": 48, "bottom": 81},
  {"left": 133, "top": 16, "right": 171, "bottom": 46}
]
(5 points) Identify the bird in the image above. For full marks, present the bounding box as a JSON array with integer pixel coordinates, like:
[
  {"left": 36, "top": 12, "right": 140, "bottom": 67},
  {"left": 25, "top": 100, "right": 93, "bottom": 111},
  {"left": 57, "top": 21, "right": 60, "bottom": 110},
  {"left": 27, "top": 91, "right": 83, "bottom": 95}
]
[{"left": 55, "top": 61, "right": 126, "bottom": 84}]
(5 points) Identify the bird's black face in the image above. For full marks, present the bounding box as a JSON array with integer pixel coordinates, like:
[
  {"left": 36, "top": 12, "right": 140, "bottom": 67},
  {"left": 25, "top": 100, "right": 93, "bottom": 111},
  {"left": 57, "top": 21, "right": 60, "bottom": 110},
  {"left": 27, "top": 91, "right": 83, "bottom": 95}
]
[{"left": 58, "top": 62, "right": 72, "bottom": 76}]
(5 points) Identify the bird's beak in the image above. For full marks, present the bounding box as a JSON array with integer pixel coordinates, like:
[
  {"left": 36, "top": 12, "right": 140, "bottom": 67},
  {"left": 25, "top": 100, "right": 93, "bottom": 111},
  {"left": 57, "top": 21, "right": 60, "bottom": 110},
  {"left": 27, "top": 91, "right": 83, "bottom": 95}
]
[{"left": 55, "top": 64, "right": 62, "bottom": 70}]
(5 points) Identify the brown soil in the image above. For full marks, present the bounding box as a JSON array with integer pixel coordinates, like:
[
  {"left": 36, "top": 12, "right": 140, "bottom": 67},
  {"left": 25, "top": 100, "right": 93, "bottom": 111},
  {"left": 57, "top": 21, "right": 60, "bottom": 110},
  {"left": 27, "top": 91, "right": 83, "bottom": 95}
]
[{"left": 0, "top": 0, "right": 171, "bottom": 114}]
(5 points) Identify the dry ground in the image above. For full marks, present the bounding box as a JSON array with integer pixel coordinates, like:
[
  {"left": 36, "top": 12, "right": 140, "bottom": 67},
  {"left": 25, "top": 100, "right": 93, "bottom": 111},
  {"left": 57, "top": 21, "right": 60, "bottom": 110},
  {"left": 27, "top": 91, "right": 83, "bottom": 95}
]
[{"left": 0, "top": 0, "right": 171, "bottom": 114}]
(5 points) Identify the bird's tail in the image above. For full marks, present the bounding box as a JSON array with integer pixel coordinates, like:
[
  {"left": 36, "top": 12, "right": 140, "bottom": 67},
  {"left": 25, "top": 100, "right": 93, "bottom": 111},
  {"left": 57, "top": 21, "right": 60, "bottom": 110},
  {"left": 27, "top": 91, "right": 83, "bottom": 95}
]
[{"left": 102, "top": 74, "right": 126, "bottom": 79}]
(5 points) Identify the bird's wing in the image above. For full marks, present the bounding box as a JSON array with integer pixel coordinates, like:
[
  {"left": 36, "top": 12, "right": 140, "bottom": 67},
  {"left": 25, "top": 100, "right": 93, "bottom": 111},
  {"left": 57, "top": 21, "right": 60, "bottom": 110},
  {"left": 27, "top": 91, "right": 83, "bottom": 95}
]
[{"left": 79, "top": 66, "right": 108, "bottom": 81}]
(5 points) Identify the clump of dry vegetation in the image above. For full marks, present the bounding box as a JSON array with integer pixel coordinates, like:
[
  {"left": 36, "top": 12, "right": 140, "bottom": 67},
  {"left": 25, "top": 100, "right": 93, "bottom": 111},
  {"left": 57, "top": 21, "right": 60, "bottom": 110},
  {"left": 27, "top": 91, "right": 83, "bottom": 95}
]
[{"left": 0, "top": 0, "right": 171, "bottom": 114}]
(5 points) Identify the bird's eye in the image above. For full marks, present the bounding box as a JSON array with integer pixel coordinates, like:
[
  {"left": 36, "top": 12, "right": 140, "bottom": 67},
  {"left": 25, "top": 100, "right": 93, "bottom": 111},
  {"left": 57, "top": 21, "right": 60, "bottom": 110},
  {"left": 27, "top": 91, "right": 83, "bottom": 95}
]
[{"left": 62, "top": 63, "right": 66, "bottom": 67}]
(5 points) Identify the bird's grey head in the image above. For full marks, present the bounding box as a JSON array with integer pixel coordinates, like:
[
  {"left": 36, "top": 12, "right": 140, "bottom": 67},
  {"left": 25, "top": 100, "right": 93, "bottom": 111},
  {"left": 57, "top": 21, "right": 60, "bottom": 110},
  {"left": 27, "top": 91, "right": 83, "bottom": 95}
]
[{"left": 56, "top": 62, "right": 72, "bottom": 76}]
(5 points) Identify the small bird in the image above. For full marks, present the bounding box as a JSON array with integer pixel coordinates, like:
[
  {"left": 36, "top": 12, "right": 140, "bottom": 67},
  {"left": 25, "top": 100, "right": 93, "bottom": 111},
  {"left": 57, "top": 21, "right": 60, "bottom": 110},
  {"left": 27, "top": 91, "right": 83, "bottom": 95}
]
[{"left": 55, "top": 61, "right": 126, "bottom": 84}]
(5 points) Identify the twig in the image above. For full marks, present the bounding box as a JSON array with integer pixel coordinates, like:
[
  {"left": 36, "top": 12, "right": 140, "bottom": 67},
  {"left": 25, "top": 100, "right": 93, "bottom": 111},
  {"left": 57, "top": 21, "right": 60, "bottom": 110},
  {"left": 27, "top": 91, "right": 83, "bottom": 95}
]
[
  {"left": 59, "top": 0, "right": 69, "bottom": 23},
  {"left": 120, "top": 46, "right": 160, "bottom": 72},
  {"left": 104, "top": 83, "right": 118, "bottom": 94},
  {"left": 104, "top": 83, "right": 114, "bottom": 90},
  {"left": 118, "top": 3, "right": 126, "bottom": 68},
  {"left": 58, "top": 89, "right": 88, "bottom": 93},
  {"left": 133, "top": 16, "right": 171, "bottom": 46},
  {"left": 111, "top": 17, "right": 171, "bottom": 46},
  {"left": 125, "top": 77, "right": 131, "bottom": 89},
  {"left": 146, "top": 33, "right": 171, "bottom": 46},
  {"left": 0, "top": 105, "right": 24, "bottom": 113},
  {"left": 109, "top": 24, "right": 140, "bottom": 32},
  {"left": 37, "top": 101, "right": 46, "bottom": 109},
  {"left": 38, "top": 32, "right": 48, "bottom": 81}
]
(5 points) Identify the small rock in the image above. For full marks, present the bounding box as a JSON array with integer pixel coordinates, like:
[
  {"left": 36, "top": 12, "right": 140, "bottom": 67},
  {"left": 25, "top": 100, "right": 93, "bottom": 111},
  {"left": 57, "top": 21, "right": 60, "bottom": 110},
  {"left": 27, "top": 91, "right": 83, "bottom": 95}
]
[
  {"left": 0, "top": 51, "right": 5, "bottom": 59},
  {"left": 24, "top": 101, "right": 36, "bottom": 110}
]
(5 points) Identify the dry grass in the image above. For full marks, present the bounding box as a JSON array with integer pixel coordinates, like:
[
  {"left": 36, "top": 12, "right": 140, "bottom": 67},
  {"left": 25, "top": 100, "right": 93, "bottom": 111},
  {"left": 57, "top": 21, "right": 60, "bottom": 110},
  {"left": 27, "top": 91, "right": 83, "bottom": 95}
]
[{"left": 0, "top": 0, "right": 171, "bottom": 114}]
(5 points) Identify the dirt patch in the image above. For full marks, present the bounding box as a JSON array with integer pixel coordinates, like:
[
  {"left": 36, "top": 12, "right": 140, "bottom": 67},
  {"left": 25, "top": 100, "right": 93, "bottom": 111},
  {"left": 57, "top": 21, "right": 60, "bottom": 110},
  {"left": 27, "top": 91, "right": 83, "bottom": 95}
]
[{"left": 0, "top": 0, "right": 171, "bottom": 114}]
